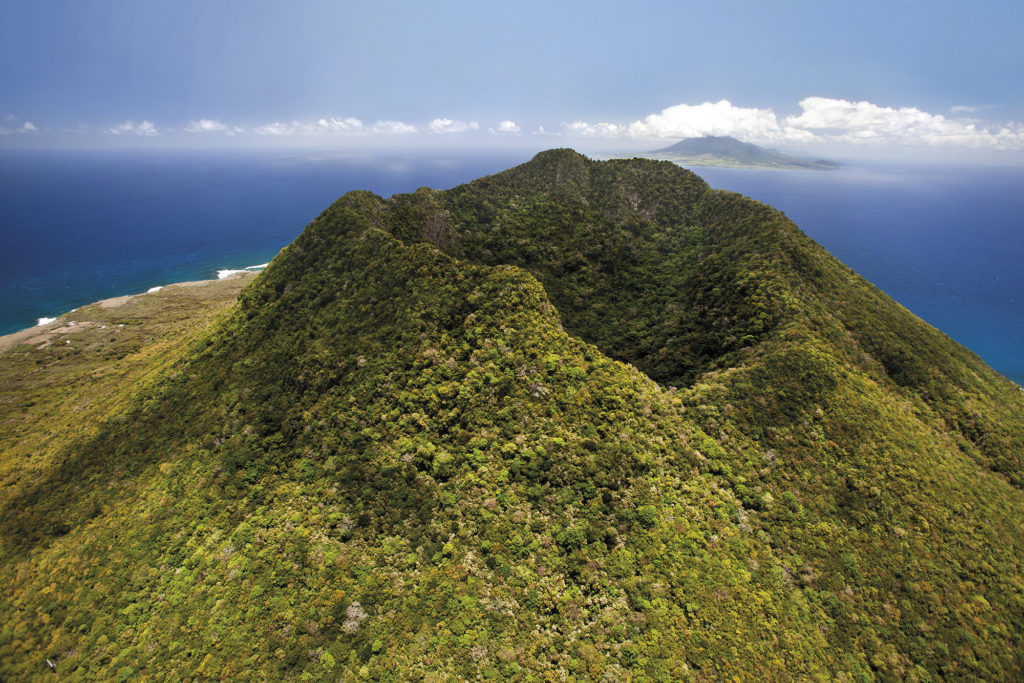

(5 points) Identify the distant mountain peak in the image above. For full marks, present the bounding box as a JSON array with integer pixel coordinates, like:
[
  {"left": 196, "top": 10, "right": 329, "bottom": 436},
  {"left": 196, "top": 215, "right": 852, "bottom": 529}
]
[
  {"left": 648, "top": 135, "right": 838, "bottom": 169},
  {"left": 657, "top": 135, "right": 760, "bottom": 154}
]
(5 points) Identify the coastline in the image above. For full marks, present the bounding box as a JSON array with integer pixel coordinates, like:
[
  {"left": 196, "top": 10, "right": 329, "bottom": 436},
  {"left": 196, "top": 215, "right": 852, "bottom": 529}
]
[
  {"left": 632, "top": 153, "right": 839, "bottom": 170},
  {"left": 594, "top": 152, "right": 840, "bottom": 171},
  {"left": 0, "top": 270, "right": 258, "bottom": 355}
]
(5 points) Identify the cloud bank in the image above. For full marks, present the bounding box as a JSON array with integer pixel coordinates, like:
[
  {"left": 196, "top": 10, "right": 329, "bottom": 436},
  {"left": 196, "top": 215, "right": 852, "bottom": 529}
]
[
  {"left": 566, "top": 98, "right": 1024, "bottom": 150},
  {"left": 17, "top": 102, "right": 1022, "bottom": 154},
  {"left": 785, "top": 97, "right": 1024, "bottom": 149},
  {"left": 429, "top": 118, "right": 479, "bottom": 134},
  {"left": 0, "top": 119, "right": 37, "bottom": 135},
  {"left": 107, "top": 120, "right": 158, "bottom": 136},
  {"left": 185, "top": 119, "right": 244, "bottom": 134},
  {"left": 253, "top": 119, "right": 346, "bottom": 135},
  {"left": 245, "top": 116, "right": 518, "bottom": 137},
  {"left": 318, "top": 117, "right": 363, "bottom": 133},
  {"left": 371, "top": 120, "right": 417, "bottom": 135}
]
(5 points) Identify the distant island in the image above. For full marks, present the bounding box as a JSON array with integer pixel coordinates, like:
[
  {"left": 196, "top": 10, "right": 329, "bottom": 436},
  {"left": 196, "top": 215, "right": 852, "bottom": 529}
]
[{"left": 638, "top": 135, "right": 839, "bottom": 170}]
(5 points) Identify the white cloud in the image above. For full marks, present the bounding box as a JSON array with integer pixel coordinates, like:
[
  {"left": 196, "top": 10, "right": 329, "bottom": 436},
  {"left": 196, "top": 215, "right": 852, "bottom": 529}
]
[
  {"left": 254, "top": 120, "right": 305, "bottom": 135},
  {"left": 559, "top": 97, "right": 1024, "bottom": 152},
  {"left": 185, "top": 118, "right": 229, "bottom": 133},
  {"left": 253, "top": 118, "right": 415, "bottom": 136},
  {"left": 36, "top": 101, "right": 1022, "bottom": 153},
  {"left": 493, "top": 120, "right": 521, "bottom": 134},
  {"left": 107, "top": 120, "right": 158, "bottom": 136},
  {"left": 786, "top": 97, "right": 1024, "bottom": 149},
  {"left": 564, "top": 120, "right": 627, "bottom": 137},
  {"left": 317, "top": 117, "right": 363, "bottom": 132},
  {"left": 372, "top": 120, "right": 417, "bottom": 134},
  {"left": 429, "top": 118, "right": 480, "bottom": 134},
  {"left": 787, "top": 98, "right": 932, "bottom": 134},
  {"left": 0, "top": 117, "right": 45, "bottom": 135},
  {"left": 563, "top": 100, "right": 811, "bottom": 144},
  {"left": 253, "top": 119, "right": 345, "bottom": 135},
  {"left": 625, "top": 99, "right": 814, "bottom": 144}
]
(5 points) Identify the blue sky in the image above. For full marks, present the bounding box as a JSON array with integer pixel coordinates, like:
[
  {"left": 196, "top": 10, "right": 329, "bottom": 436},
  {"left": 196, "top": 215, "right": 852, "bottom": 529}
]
[{"left": 2, "top": 0, "right": 1023, "bottom": 158}]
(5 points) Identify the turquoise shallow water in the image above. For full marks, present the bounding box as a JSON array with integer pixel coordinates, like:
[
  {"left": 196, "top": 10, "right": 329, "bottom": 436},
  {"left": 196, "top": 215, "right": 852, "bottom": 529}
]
[{"left": 1, "top": 150, "right": 1021, "bottom": 384}]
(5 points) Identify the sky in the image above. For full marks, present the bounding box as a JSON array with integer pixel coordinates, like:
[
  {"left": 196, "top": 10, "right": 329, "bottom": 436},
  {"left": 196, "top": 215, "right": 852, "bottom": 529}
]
[{"left": 2, "top": 0, "right": 1023, "bottom": 160}]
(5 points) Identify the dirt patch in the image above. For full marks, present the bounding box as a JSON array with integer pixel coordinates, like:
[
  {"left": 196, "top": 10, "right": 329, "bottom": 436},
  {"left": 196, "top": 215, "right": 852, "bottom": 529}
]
[
  {"left": 0, "top": 320, "right": 102, "bottom": 354},
  {"left": 167, "top": 279, "right": 218, "bottom": 289},
  {"left": 99, "top": 295, "right": 135, "bottom": 309},
  {"left": 0, "top": 325, "right": 53, "bottom": 354},
  {"left": 28, "top": 321, "right": 100, "bottom": 349}
]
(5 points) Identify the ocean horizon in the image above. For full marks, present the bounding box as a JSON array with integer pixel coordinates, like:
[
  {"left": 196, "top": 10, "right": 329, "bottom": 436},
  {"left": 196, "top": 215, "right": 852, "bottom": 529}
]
[
  {"left": 1, "top": 148, "right": 1021, "bottom": 385},
  {"left": 0, "top": 147, "right": 533, "bottom": 330}
]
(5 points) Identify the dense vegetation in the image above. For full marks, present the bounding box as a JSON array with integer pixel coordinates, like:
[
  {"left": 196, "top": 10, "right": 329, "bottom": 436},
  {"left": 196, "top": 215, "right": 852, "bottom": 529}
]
[{"left": 1, "top": 150, "right": 1022, "bottom": 680}]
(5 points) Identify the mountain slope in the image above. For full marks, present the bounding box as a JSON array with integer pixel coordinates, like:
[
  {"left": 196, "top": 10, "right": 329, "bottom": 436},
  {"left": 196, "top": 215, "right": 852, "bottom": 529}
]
[{"left": 1, "top": 150, "right": 1022, "bottom": 680}]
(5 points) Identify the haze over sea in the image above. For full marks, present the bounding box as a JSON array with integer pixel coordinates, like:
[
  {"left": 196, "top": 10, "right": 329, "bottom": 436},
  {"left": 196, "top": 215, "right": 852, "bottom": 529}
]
[{"left": 1, "top": 149, "right": 1021, "bottom": 385}]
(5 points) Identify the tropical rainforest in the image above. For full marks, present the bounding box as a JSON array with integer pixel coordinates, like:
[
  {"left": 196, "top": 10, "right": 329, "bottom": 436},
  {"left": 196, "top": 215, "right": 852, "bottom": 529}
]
[{"left": 1, "top": 150, "right": 1022, "bottom": 681}]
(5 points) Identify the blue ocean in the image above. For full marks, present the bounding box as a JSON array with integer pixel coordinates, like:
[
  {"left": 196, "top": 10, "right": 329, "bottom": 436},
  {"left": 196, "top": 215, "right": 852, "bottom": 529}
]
[
  {"left": 0, "top": 147, "right": 532, "bottom": 330},
  {"left": 1, "top": 149, "right": 1021, "bottom": 384},
  {"left": 695, "top": 163, "right": 1024, "bottom": 385}
]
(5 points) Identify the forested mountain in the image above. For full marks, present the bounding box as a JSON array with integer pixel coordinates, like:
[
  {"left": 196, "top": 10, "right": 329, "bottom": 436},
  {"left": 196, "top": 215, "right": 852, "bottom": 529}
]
[
  {"left": 2, "top": 150, "right": 1021, "bottom": 680},
  {"left": 649, "top": 135, "right": 837, "bottom": 169}
]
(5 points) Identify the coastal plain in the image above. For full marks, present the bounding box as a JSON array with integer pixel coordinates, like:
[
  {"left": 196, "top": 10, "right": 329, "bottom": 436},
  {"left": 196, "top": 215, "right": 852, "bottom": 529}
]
[{"left": 0, "top": 274, "right": 256, "bottom": 498}]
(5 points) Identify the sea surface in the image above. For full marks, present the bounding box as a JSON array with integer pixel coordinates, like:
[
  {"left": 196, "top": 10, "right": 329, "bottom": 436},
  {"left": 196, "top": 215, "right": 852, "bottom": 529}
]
[
  {"left": 695, "top": 162, "right": 1024, "bottom": 385},
  {"left": 1, "top": 149, "right": 1021, "bottom": 384},
  {"left": 0, "top": 147, "right": 532, "bottom": 331}
]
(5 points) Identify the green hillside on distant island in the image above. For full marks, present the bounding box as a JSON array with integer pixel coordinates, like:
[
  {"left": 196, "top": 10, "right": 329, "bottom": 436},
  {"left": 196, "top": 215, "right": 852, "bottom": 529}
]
[
  {"left": 639, "top": 135, "right": 839, "bottom": 169},
  {"left": 1, "top": 150, "right": 1021, "bottom": 681}
]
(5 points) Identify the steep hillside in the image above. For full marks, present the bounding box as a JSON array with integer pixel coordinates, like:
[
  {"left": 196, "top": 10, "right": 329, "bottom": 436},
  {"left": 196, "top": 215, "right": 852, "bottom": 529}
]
[{"left": 1, "top": 150, "right": 1022, "bottom": 680}]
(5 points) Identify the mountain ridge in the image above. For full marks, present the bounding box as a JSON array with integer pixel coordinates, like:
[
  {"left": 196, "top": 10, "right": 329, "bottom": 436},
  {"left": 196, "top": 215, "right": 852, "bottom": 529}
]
[{"left": 1, "top": 149, "right": 1021, "bottom": 680}]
